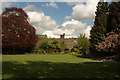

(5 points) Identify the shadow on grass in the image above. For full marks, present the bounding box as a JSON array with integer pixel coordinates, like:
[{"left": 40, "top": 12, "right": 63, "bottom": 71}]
[{"left": 2, "top": 61, "right": 120, "bottom": 79}]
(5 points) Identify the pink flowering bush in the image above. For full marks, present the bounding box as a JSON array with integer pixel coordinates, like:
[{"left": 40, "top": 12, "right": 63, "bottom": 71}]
[{"left": 96, "top": 29, "right": 120, "bottom": 55}]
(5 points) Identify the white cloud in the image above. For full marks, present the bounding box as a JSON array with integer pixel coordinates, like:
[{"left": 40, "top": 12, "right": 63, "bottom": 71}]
[
  {"left": 64, "top": 16, "right": 72, "bottom": 19},
  {"left": 61, "top": 19, "right": 88, "bottom": 35},
  {"left": 43, "top": 19, "right": 91, "bottom": 38},
  {"left": 23, "top": 5, "right": 57, "bottom": 33},
  {"left": 42, "top": 2, "right": 58, "bottom": 8},
  {"left": 67, "top": 0, "right": 99, "bottom": 20},
  {"left": 2, "top": 0, "right": 17, "bottom": 2},
  {"left": 53, "top": 29, "right": 75, "bottom": 36},
  {"left": 43, "top": 29, "right": 75, "bottom": 38},
  {"left": 84, "top": 26, "right": 91, "bottom": 38},
  {"left": 27, "top": 11, "right": 57, "bottom": 33},
  {"left": 24, "top": 5, "right": 91, "bottom": 38},
  {"left": 67, "top": 2, "right": 81, "bottom": 6},
  {"left": 23, "top": 5, "right": 37, "bottom": 12}
]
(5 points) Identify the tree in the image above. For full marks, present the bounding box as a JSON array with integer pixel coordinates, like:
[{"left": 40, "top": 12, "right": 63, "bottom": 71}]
[
  {"left": 77, "top": 34, "right": 90, "bottom": 55},
  {"left": 90, "top": 0, "right": 108, "bottom": 53},
  {"left": 107, "top": 1, "right": 120, "bottom": 33},
  {"left": 2, "top": 8, "right": 38, "bottom": 54}
]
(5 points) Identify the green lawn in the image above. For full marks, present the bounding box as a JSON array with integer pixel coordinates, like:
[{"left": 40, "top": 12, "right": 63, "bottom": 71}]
[{"left": 2, "top": 54, "right": 120, "bottom": 79}]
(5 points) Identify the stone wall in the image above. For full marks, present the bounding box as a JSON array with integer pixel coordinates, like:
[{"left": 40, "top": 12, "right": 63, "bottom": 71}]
[{"left": 37, "top": 36, "right": 77, "bottom": 49}]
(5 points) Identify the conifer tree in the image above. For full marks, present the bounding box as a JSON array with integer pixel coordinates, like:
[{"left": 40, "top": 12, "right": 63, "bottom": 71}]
[
  {"left": 90, "top": 0, "right": 108, "bottom": 52},
  {"left": 107, "top": 1, "right": 120, "bottom": 33}
]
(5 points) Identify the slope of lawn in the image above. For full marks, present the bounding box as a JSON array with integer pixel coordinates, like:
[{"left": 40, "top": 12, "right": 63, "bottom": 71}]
[{"left": 2, "top": 54, "right": 120, "bottom": 79}]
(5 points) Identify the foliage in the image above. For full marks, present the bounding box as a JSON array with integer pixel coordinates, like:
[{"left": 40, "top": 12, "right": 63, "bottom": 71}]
[
  {"left": 71, "top": 48, "right": 79, "bottom": 52},
  {"left": 107, "top": 1, "right": 120, "bottom": 33},
  {"left": 64, "top": 48, "right": 69, "bottom": 51},
  {"left": 90, "top": 1, "right": 108, "bottom": 53},
  {"left": 114, "top": 54, "right": 120, "bottom": 61},
  {"left": 50, "top": 40, "right": 67, "bottom": 52},
  {"left": 64, "top": 48, "right": 70, "bottom": 54},
  {"left": 68, "top": 52, "right": 77, "bottom": 55},
  {"left": 90, "top": 1, "right": 120, "bottom": 55},
  {"left": 2, "top": 8, "right": 38, "bottom": 54},
  {"left": 39, "top": 41, "right": 50, "bottom": 50},
  {"left": 77, "top": 34, "right": 90, "bottom": 55},
  {"left": 94, "top": 1, "right": 120, "bottom": 56},
  {"left": 59, "top": 42, "right": 67, "bottom": 52},
  {"left": 38, "top": 39, "right": 67, "bottom": 53},
  {"left": 96, "top": 29, "right": 120, "bottom": 55}
]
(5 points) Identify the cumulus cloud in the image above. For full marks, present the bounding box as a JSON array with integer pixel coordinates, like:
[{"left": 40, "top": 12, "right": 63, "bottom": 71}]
[
  {"left": 66, "top": 0, "right": 99, "bottom": 20},
  {"left": 43, "top": 19, "right": 91, "bottom": 38},
  {"left": 67, "top": 2, "right": 81, "bottom": 6},
  {"left": 61, "top": 19, "right": 91, "bottom": 38},
  {"left": 61, "top": 19, "right": 87, "bottom": 35},
  {"left": 64, "top": 16, "right": 72, "bottom": 19},
  {"left": 23, "top": 5, "right": 37, "bottom": 12},
  {"left": 42, "top": 2, "right": 58, "bottom": 8},
  {"left": 84, "top": 26, "right": 91, "bottom": 38},
  {"left": 43, "top": 29, "right": 76, "bottom": 38},
  {"left": 23, "top": 4, "right": 91, "bottom": 38},
  {"left": 23, "top": 5, "right": 57, "bottom": 33}
]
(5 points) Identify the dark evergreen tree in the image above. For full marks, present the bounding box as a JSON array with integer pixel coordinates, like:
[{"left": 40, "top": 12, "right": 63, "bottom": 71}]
[
  {"left": 107, "top": 1, "right": 120, "bottom": 33},
  {"left": 95, "top": 1, "right": 120, "bottom": 56},
  {"left": 90, "top": 0, "right": 108, "bottom": 53}
]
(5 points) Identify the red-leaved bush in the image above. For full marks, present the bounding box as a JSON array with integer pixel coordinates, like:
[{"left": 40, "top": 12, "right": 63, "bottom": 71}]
[
  {"left": 2, "top": 8, "right": 38, "bottom": 54},
  {"left": 96, "top": 29, "right": 120, "bottom": 55}
]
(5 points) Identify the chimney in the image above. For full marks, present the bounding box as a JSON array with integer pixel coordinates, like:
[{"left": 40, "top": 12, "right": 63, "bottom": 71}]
[{"left": 60, "top": 33, "right": 65, "bottom": 39}]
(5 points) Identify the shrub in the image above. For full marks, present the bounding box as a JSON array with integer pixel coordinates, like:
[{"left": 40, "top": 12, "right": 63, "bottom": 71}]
[
  {"left": 39, "top": 41, "right": 50, "bottom": 50},
  {"left": 114, "top": 54, "right": 120, "bottom": 61},
  {"left": 71, "top": 48, "right": 79, "bottom": 52},
  {"left": 96, "top": 29, "right": 120, "bottom": 56},
  {"left": 65, "top": 48, "right": 69, "bottom": 51},
  {"left": 63, "top": 48, "right": 69, "bottom": 54},
  {"left": 50, "top": 40, "right": 66, "bottom": 52},
  {"left": 38, "top": 40, "right": 67, "bottom": 53},
  {"left": 69, "top": 52, "right": 76, "bottom": 55}
]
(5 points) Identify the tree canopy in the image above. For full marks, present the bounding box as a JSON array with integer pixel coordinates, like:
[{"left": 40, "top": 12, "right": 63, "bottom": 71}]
[
  {"left": 2, "top": 8, "right": 38, "bottom": 54},
  {"left": 90, "top": 1, "right": 120, "bottom": 55},
  {"left": 90, "top": 0, "right": 108, "bottom": 53}
]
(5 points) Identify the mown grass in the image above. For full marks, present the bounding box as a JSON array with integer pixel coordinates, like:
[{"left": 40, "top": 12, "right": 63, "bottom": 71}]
[{"left": 2, "top": 54, "right": 120, "bottom": 79}]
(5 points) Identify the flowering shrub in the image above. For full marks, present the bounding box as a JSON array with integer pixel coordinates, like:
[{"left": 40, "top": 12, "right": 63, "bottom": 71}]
[{"left": 96, "top": 29, "right": 120, "bottom": 55}]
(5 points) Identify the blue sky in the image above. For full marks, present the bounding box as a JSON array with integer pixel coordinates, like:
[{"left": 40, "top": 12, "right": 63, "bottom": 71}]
[
  {"left": 2, "top": 1, "right": 99, "bottom": 38},
  {"left": 3, "top": 2, "right": 94, "bottom": 25}
]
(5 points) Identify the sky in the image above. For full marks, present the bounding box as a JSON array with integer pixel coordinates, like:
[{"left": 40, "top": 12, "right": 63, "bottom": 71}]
[{"left": 1, "top": 0, "right": 101, "bottom": 38}]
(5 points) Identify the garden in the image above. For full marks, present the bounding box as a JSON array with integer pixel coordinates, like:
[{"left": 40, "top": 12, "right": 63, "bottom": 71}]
[{"left": 1, "top": 1, "right": 120, "bottom": 79}]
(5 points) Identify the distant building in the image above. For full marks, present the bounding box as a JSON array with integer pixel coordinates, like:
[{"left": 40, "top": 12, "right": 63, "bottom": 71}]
[{"left": 60, "top": 33, "right": 65, "bottom": 39}]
